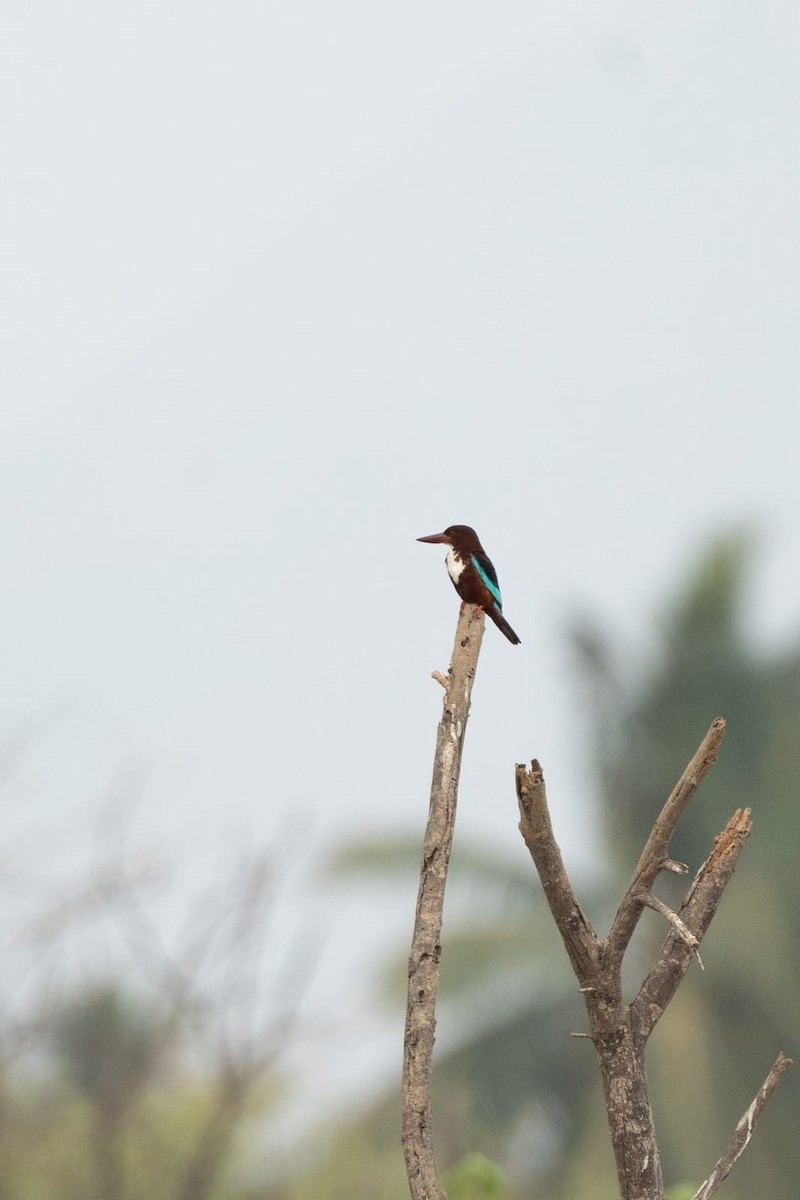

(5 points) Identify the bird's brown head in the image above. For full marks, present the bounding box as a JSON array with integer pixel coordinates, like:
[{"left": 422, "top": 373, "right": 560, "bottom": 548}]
[{"left": 416, "top": 525, "right": 482, "bottom": 551}]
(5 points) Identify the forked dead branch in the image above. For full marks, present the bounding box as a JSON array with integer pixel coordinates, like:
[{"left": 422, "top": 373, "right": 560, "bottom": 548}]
[{"left": 516, "top": 718, "right": 791, "bottom": 1200}]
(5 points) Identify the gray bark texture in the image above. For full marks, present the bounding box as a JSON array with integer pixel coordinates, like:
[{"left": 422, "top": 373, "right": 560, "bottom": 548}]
[
  {"left": 516, "top": 718, "right": 791, "bottom": 1200},
  {"left": 402, "top": 605, "right": 485, "bottom": 1200}
]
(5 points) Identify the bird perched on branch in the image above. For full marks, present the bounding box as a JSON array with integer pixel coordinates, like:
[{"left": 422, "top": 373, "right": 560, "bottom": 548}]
[{"left": 416, "top": 524, "right": 521, "bottom": 645}]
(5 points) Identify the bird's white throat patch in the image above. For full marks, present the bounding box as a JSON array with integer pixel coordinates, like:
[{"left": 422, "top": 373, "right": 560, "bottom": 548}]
[{"left": 446, "top": 548, "right": 465, "bottom": 584}]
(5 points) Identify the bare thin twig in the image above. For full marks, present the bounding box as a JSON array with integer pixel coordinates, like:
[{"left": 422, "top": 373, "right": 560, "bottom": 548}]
[
  {"left": 662, "top": 859, "right": 689, "bottom": 875},
  {"left": 639, "top": 892, "right": 703, "bottom": 967},
  {"left": 608, "top": 718, "right": 726, "bottom": 959},
  {"left": 690, "top": 1053, "right": 792, "bottom": 1200},
  {"left": 402, "top": 605, "right": 485, "bottom": 1200}
]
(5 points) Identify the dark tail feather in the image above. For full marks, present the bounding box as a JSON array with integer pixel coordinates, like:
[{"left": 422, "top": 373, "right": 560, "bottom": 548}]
[{"left": 487, "top": 605, "right": 521, "bottom": 645}]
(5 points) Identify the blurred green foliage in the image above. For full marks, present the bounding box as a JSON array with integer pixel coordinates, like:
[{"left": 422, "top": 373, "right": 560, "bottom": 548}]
[
  {"left": 442, "top": 1152, "right": 510, "bottom": 1199},
  {"left": 0, "top": 997, "right": 276, "bottom": 1200}
]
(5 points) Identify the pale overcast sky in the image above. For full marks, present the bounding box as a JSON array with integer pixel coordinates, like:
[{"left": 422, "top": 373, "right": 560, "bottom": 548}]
[
  {"left": 1, "top": 0, "right": 798, "bottom": 1133},
  {"left": 3, "top": 1, "right": 591, "bottom": 426}
]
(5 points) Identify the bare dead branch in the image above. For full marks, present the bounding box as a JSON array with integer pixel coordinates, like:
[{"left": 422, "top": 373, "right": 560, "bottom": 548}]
[
  {"left": 515, "top": 760, "right": 600, "bottom": 982},
  {"left": 608, "top": 718, "right": 726, "bottom": 959},
  {"left": 402, "top": 604, "right": 485, "bottom": 1200},
  {"left": 690, "top": 1053, "right": 792, "bottom": 1200},
  {"left": 662, "top": 859, "right": 689, "bottom": 875},
  {"left": 516, "top": 719, "right": 785, "bottom": 1199},
  {"left": 633, "top": 809, "right": 752, "bottom": 1038},
  {"left": 639, "top": 893, "right": 703, "bottom": 967}
]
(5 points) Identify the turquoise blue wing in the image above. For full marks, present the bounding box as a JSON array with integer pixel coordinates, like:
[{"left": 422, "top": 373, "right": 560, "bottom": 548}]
[{"left": 471, "top": 553, "right": 503, "bottom": 610}]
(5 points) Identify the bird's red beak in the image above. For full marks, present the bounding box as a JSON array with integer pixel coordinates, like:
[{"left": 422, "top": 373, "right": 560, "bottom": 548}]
[{"left": 416, "top": 531, "right": 451, "bottom": 544}]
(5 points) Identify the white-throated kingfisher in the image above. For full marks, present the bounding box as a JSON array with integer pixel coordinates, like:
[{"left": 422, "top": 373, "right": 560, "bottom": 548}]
[{"left": 416, "top": 524, "right": 521, "bottom": 645}]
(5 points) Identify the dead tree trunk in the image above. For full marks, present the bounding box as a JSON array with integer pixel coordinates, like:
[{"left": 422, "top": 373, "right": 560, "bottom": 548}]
[
  {"left": 516, "top": 718, "right": 791, "bottom": 1200},
  {"left": 402, "top": 605, "right": 485, "bottom": 1200}
]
